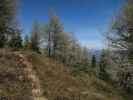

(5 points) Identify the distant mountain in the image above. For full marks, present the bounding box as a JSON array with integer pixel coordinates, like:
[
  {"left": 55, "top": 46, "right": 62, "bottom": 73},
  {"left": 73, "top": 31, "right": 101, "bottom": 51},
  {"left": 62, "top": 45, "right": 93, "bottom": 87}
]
[
  {"left": 89, "top": 49, "right": 128, "bottom": 61},
  {"left": 89, "top": 49, "right": 102, "bottom": 61}
]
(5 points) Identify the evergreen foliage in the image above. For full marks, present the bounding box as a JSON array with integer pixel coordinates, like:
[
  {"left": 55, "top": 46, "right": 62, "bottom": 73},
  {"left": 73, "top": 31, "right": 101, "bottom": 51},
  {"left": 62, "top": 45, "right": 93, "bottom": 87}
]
[
  {"left": 108, "top": 0, "right": 133, "bottom": 92},
  {"left": 0, "top": 0, "right": 19, "bottom": 47},
  {"left": 98, "top": 50, "right": 109, "bottom": 80},
  {"left": 8, "top": 32, "right": 22, "bottom": 48},
  {"left": 91, "top": 55, "right": 96, "bottom": 68},
  {"left": 108, "top": 0, "right": 133, "bottom": 63}
]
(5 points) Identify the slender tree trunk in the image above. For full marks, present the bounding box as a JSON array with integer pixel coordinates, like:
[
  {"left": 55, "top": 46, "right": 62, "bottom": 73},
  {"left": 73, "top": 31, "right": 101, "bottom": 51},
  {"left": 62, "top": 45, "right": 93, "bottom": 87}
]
[{"left": 48, "top": 32, "right": 52, "bottom": 57}]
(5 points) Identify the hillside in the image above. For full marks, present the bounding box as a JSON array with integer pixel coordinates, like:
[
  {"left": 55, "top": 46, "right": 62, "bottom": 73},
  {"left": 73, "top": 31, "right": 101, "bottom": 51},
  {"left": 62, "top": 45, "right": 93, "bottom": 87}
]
[{"left": 0, "top": 49, "right": 130, "bottom": 100}]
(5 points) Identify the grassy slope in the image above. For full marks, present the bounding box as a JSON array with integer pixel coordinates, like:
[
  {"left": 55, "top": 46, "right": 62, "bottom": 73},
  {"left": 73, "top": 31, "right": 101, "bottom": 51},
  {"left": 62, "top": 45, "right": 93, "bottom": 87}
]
[
  {"left": 25, "top": 51, "right": 128, "bottom": 100},
  {"left": 0, "top": 50, "right": 130, "bottom": 100}
]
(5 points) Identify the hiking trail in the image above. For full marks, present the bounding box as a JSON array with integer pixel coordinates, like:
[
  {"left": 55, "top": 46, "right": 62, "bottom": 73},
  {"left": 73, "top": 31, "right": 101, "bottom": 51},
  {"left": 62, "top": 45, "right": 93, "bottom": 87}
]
[{"left": 14, "top": 52, "right": 47, "bottom": 100}]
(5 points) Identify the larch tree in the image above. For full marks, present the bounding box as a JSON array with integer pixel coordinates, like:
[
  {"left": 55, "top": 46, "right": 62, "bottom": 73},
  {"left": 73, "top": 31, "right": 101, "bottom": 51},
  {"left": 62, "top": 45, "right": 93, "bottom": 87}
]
[
  {"left": 43, "top": 12, "right": 91, "bottom": 69},
  {"left": 24, "top": 34, "right": 29, "bottom": 49},
  {"left": 45, "top": 12, "right": 64, "bottom": 57},
  {"left": 30, "top": 21, "right": 41, "bottom": 53}
]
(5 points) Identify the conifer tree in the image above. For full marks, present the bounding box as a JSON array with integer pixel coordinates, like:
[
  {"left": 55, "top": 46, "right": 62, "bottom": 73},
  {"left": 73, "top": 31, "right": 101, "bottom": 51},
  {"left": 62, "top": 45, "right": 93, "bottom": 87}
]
[
  {"left": 0, "top": 0, "right": 19, "bottom": 47},
  {"left": 24, "top": 35, "right": 29, "bottom": 49},
  {"left": 43, "top": 12, "right": 91, "bottom": 68},
  {"left": 108, "top": 0, "right": 133, "bottom": 91},
  {"left": 30, "top": 21, "right": 41, "bottom": 52},
  {"left": 8, "top": 32, "right": 22, "bottom": 48},
  {"left": 45, "top": 12, "right": 63, "bottom": 57},
  {"left": 91, "top": 55, "right": 96, "bottom": 68},
  {"left": 98, "top": 50, "right": 109, "bottom": 80},
  {"left": 108, "top": 0, "right": 133, "bottom": 63}
]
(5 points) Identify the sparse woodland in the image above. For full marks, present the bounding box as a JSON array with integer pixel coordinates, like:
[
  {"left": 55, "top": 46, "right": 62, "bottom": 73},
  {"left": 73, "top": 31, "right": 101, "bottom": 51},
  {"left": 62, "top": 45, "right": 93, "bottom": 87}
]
[{"left": 0, "top": 0, "right": 133, "bottom": 100}]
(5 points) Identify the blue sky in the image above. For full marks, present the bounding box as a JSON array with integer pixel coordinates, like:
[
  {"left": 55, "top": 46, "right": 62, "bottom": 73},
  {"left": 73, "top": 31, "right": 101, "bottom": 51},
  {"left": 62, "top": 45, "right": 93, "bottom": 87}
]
[{"left": 19, "top": 0, "right": 124, "bottom": 49}]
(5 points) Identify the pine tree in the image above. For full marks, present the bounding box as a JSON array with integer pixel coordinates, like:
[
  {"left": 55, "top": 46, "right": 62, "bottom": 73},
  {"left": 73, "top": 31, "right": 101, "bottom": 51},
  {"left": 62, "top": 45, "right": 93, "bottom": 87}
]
[
  {"left": 91, "top": 55, "right": 96, "bottom": 68},
  {"left": 98, "top": 50, "right": 109, "bottom": 80},
  {"left": 108, "top": 0, "right": 133, "bottom": 63},
  {"left": 0, "top": 34, "right": 6, "bottom": 48},
  {"left": 0, "top": 0, "right": 18, "bottom": 47},
  {"left": 8, "top": 32, "right": 22, "bottom": 48},
  {"left": 108, "top": 0, "right": 133, "bottom": 91}
]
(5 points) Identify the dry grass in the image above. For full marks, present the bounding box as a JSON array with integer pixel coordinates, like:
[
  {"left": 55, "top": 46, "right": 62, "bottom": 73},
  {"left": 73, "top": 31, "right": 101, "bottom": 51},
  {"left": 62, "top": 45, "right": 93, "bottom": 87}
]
[
  {"left": 0, "top": 49, "right": 33, "bottom": 100},
  {"left": 24, "top": 51, "right": 127, "bottom": 100},
  {"left": 0, "top": 49, "right": 130, "bottom": 100}
]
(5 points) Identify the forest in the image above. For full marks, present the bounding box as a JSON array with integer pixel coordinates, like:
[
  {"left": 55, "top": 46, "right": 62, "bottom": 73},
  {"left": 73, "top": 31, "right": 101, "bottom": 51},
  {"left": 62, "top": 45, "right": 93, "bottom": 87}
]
[{"left": 0, "top": 0, "right": 133, "bottom": 100}]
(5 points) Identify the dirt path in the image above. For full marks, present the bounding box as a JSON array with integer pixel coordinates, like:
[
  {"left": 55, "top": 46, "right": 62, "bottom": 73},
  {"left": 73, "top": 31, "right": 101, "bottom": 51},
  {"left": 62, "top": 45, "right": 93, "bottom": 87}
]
[{"left": 14, "top": 52, "right": 47, "bottom": 100}]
